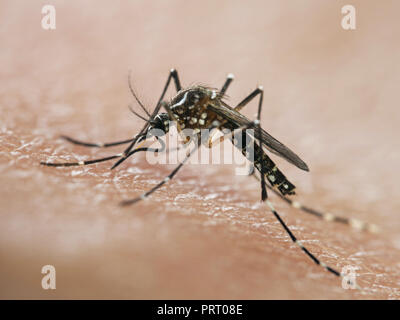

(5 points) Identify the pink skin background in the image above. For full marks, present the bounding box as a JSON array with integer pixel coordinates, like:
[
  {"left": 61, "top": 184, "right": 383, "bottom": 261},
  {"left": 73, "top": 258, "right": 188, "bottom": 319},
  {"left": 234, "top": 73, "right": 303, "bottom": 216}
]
[{"left": 1, "top": 0, "right": 400, "bottom": 299}]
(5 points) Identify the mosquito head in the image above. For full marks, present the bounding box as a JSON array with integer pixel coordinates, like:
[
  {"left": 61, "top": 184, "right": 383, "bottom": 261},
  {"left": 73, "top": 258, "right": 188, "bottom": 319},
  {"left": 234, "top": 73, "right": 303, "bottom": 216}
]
[{"left": 147, "top": 113, "right": 170, "bottom": 137}]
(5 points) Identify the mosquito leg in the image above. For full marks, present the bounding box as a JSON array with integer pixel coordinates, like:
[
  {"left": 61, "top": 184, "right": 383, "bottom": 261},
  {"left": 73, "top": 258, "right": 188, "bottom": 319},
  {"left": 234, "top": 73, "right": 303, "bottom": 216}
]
[
  {"left": 234, "top": 86, "right": 263, "bottom": 112},
  {"left": 40, "top": 147, "right": 158, "bottom": 167},
  {"left": 112, "top": 69, "right": 182, "bottom": 170},
  {"left": 248, "top": 165, "right": 380, "bottom": 233},
  {"left": 254, "top": 86, "right": 267, "bottom": 201},
  {"left": 271, "top": 187, "right": 380, "bottom": 233},
  {"left": 120, "top": 144, "right": 199, "bottom": 206},
  {"left": 154, "top": 69, "right": 182, "bottom": 108},
  {"left": 60, "top": 135, "right": 135, "bottom": 148},
  {"left": 171, "top": 68, "right": 182, "bottom": 91},
  {"left": 230, "top": 85, "right": 268, "bottom": 199},
  {"left": 219, "top": 73, "right": 235, "bottom": 96},
  {"left": 40, "top": 154, "right": 122, "bottom": 167},
  {"left": 41, "top": 138, "right": 165, "bottom": 167},
  {"left": 264, "top": 199, "right": 361, "bottom": 289}
]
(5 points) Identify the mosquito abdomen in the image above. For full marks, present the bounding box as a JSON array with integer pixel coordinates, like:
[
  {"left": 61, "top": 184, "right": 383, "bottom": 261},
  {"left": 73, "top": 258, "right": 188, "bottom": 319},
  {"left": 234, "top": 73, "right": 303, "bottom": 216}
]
[
  {"left": 231, "top": 131, "right": 296, "bottom": 196},
  {"left": 254, "top": 144, "right": 296, "bottom": 196}
]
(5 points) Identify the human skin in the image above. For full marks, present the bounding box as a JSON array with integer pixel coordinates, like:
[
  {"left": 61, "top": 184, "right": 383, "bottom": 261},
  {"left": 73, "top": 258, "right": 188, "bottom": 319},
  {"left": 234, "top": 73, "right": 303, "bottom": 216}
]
[{"left": 1, "top": 1, "right": 399, "bottom": 299}]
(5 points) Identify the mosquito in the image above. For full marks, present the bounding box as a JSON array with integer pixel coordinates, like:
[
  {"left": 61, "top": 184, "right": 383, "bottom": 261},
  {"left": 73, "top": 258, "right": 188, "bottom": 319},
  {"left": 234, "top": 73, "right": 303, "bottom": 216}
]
[{"left": 41, "top": 69, "right": 378, "bottom": 288}]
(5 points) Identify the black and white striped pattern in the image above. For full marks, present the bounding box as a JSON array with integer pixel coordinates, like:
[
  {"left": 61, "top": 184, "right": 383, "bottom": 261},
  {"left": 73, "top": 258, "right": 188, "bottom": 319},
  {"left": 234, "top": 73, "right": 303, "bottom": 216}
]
[
  {"left": 120, "top": 144, "right": 199, "bottom": 206},
  {"left": 249, "top": 166, "right": 379, "bottom": 234},
  {"left": 60, "top": 135, "right": 135, "bottom": 148},
  {"left": 41, "top": 140, "right": 165, "bottom": 168},
  {"left": 264, "top": 199, "right": 361, "bottom": 290}
]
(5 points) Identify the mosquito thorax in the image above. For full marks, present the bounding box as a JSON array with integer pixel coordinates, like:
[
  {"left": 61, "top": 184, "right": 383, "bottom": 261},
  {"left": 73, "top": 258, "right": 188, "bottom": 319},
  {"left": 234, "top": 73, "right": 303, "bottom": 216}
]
[
  {"left": 170, "top": 87, "right": 212, "bottom": 108},
  {"left": 167, "top": 86, "right": 221, "bottom": 133}
]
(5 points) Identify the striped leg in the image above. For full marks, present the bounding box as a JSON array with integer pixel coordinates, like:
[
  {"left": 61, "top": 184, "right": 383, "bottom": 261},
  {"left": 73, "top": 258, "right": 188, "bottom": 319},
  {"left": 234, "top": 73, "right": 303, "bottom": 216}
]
[
  {"left": 41, "top": 154, "right": 122, "bottom": 167},
  {"left": 219, "top": 73, "right": 235, "bottom": 96},
  {"left": 235, "top": 87, "right": 264, "bottom": 112},
  {"left": 264, "top": 199, "right": 361, "bottom": 289},
  {"left": 254, "top": 86, "right": 267, "bottom": 201},
  {"left": 41, "top": 139, "right": 165, "bottom": 167},
  {"left": 249, "top": 166, "right": 380, "bottom": 233},
  {"left": 60, "top": 135, "right": 135, "bottom": 148},
  {"left": 120, "top": 144, "right": 199, "bottom": 206}
]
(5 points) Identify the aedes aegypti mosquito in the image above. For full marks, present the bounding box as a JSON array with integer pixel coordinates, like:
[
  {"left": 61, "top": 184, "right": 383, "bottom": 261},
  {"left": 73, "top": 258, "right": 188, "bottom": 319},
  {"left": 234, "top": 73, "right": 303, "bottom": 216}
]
[{"left": 41, "top": 69, "right": 378, "bottom": 288}]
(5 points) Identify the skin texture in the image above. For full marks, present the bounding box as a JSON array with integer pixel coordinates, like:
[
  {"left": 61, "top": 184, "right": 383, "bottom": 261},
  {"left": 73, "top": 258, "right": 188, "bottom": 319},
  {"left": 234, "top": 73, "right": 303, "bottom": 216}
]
[{"left": 1, "top": 0, "right": 400, "bottom": 299}]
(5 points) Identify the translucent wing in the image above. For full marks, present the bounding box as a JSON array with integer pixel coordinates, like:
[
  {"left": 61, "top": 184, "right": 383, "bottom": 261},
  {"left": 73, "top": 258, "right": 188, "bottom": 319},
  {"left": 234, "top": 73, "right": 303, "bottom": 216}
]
[{"left": 207, "top": 102, "right": 309, "bottom": 171}]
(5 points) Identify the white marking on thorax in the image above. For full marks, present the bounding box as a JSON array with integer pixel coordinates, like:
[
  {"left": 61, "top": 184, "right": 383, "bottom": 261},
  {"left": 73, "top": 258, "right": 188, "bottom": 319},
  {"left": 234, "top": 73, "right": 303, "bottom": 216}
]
[{"left": 172, "top": 91, "right": 189, "bottom": 108}]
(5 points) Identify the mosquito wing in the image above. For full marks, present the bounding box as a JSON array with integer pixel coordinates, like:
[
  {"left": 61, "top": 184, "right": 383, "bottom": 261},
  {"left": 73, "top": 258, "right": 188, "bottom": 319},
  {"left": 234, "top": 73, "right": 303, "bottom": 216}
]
[{"left": 208, "top": 102, "right": 309, "bottom": 171}]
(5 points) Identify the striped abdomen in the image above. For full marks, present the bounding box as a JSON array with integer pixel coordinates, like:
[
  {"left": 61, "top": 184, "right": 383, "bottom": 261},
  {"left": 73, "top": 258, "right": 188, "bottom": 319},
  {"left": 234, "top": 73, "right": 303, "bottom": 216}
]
[{"left": 231, "top": 131, "right": 296, "bottom": 196}]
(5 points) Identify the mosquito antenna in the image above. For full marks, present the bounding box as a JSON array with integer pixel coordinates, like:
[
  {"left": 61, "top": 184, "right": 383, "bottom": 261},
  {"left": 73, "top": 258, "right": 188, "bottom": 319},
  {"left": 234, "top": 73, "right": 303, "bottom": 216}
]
[
  {"left": 128, "top": 104, "right": 150, "bottom": 122},
  {"left": 128, "top": 70, "right": 151, "bottom": 118},
  {"left": 112, "top": 69, "right": 182, "bottom": 170}
]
